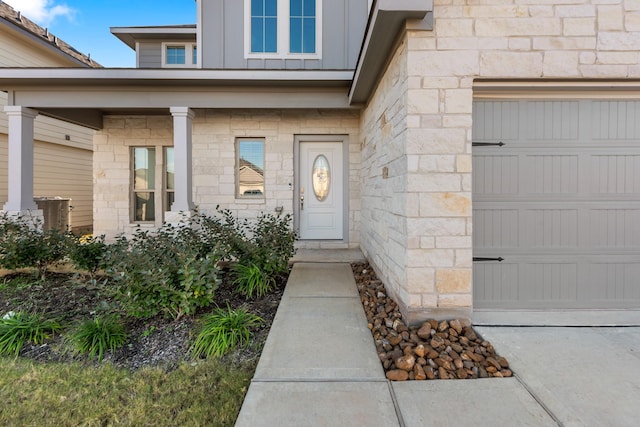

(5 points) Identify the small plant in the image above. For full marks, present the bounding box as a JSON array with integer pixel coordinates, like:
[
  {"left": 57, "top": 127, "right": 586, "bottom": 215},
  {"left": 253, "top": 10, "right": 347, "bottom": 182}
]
[
  {"left": 69, "top": 316, "right": 127, "bottom": 361},
  {"left": 0, "top": 213, "right": 70, "bottom": 280},
  {"left": 67, "top": 234, "right": 107, "bottom": 279},
  {"left": 233, "top": 262, "right": 275, "bottom": 299},
  {"left": 191, "top": 305, "right": 263, "bottom": 358},
  {"left": 0, "top": 311, "right": 61, "bottom": 357}
]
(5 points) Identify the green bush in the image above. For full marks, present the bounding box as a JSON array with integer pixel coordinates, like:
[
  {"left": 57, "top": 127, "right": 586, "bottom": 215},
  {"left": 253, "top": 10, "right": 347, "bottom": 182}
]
[
  {"left": 68, "top": 316, "right": 127, "bottom": 361},
  {"left": 104, "top": 222, "right": 221, "bottom": 320},
  {"left": 199, "top": 208, "right": 296, "bottom": 292},
  {"left": 0, "top": 311, "right": 61, "bottom": 357},
  {"left": 191, "top": 305, "right": 262, "bottom": 358},
  {"left": 67, "top": 234, "right": 107, "bottom": 278},
  {"left": 0, "top": 213, "right": 70, "bottom": 280},
  {"left": 233, "top": 262, "right": 275, "bottom": 299}
]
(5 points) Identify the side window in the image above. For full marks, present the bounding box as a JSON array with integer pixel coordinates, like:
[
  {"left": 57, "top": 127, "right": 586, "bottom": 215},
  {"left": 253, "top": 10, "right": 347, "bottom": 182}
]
[
  {"left": 236, "top": 139, "right": 265, "bottom": 198},
  {"left": 165, "top": 147, "right": 175, "bottom": 211},
  {"left": 162, "top": 43, "right": 197, "bottom": 67},
  {"left": 133, "top": 147, "right": 156, "bottom": 222}
]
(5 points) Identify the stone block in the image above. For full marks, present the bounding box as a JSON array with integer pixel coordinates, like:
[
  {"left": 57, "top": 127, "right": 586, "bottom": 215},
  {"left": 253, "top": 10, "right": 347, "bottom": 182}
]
[
  {"left": 436, "top": 19, "right": 474, "bottom": 37},
  {"left": 438, "top": 293, "right": 472, "bottom": 308},
  {"left": 543, "top": 51, "right": 580, "bottom": 77},
  {"left": 456, "top": 154, "right": 471, "bottom": 173},
  {"left": 555, "top": 5, "right": 596, "bottom": 17},
  {"left": 419, "top": 155, "right": 456, "bottom": 173},
  {"left": 597, "top": 52, "right": 639, "bottom": 64},
  {"left": 436, "top": 269, "right": 472, "bottom": 294},
  {"left": 597, "top": 31, "right": 640, "bottom": 50},
  {"left": 407, "top": 128, "right": 467, "bottom": 155},
  {"left": 475, "top": 18, "right": 561, "bottom": 37},
  {"left": 626, "top": 12, "right": 640, "bottom": 30},
  {"left": 598, "top": 5, "right": 624, "bottom": 31},
  {"left": 409, "top": 217, "right": 467, "bottom": 236},
  {"left": 455, "top": 249, "right": 473, "bottom": 267},
  {"left": 407, "top": 90, "right": 440, "bottom": 114},
  {"left": 580, "top": 64, "right": 629, "bottom": 77},
  {"left": 407, "top": 268, "right": 436, "bottom": 293},
  {"left": 435, "top": 236, "right": 472, "bottom": 249},
  {"left": 408, "top": 173, "right": 461, "bottom": 192},
  {"left": 563, "top": 17, "right": 596, "bottom": 36},
  {"left": 444, "top": 89, "right": 473, "bottom": 114},
  {"left": 419, "top": 192, "right": 471, "bottom": 217},
  {"left": 463, "top": 5, "right": 526, "bottom": 18},
  {"left": 508, "top": 37, "right": 532, "bottom": 51},
  {"left": 408, "top": 249, "right": 455, "bottom": 268},
  {"left": 480, "top": 51, "right": 543, "bottom": 77},
  {"left": 408, "top": 51, "right": 480, "bottom": 77},
  {"left": 580, "top": 52, "right": 597, "bottom": 64}
]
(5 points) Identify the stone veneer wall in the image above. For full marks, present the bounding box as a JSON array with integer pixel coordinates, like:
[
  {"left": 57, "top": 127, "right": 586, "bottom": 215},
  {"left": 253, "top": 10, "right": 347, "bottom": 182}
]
[
  {"left": 361, "top": 0, "right": 640, "bottom": 323},
  {"left": 94, "top": 109, "right": 361, "bottom": 245}
]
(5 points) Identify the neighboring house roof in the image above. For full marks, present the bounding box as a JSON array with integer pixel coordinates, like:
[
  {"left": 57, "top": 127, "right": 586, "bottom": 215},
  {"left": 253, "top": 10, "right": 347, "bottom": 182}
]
[
  {"left": 0, "top": 1, "right": 101, "bottom": 68},
  {"left": 239, "top": 158, "right": 264, "bottom": 176},
  {"left": 111, "top": 25, "right": 197, "bottom": 50}
]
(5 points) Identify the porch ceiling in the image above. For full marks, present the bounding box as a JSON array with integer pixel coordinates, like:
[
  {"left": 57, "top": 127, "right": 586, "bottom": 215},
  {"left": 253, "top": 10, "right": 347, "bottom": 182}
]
[{"left": 0, "top": 69, "right": 356, "bottom": 129}]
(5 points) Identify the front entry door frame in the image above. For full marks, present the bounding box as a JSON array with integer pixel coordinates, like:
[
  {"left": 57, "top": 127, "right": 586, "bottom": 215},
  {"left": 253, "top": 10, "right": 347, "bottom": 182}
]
[{"left": 294, "top": 134, "right": 349, "bottom": 241}]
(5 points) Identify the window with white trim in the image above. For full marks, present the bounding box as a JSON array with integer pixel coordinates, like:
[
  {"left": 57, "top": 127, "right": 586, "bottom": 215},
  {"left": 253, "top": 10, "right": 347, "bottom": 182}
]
[
  {"left": 236, "top": 138, "right": 265, "bottom": 198},
  {"left": 162, "top": 42, "right": 197, "bottom": 67},
  {"left": 244, "top": 0, "right": 322, "bottom": 59},
  {"left": 132, "top": 146, "right": 175, "bottom": 223}
]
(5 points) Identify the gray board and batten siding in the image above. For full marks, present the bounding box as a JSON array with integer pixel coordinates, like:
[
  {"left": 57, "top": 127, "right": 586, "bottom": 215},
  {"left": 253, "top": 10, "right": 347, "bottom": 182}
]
[
  {"left": 199, "top": 0, "right": 368, "bottom": 70},
  {"left": 472, "top": 99, "right": 640, "bottom": 312}
]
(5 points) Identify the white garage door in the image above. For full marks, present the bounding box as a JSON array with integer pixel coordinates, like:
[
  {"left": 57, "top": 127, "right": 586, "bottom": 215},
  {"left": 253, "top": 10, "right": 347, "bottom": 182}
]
[{"left": 472, "top": 99, "right": 640, "bottom": 318}]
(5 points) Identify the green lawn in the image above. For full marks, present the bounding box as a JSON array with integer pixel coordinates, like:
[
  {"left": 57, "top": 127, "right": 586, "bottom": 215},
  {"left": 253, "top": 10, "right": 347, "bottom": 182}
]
[{"left": 0, "top": 358, "right": 253, "bottom": 426}]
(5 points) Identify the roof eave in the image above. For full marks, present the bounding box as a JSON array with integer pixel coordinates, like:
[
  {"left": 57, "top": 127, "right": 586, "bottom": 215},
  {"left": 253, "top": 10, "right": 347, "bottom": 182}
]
[
  {"left": 349, "top": 0, "right": 433, "bottom": 105},
  {"left": 110, "top": 26, "right": 197, "bottom": 50}
]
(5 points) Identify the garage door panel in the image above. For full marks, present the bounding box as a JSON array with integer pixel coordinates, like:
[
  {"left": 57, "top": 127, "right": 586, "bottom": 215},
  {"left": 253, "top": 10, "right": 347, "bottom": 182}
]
[
  {"left": 473, "top": 99, "right": 640, "bottom": 312},
  {"left": 589, "top": 154, "right": 640, "bottom": 194},
  {"left": 589, "top": 208, "right": 640, "bottom": 248},
  {"left": 473, "top": 263, "right": 519, "bottom": 306},
  {"left": 473, "top": 101, "right": 520, "bottom": 141},
  {"left": 524, "top": 154, "right": 579, "bottom": 194},
  {"left": 472, "top": 155, "right": 519, "bottom": 194},
  {"left": 588, "top": 263, "right": 640, "bottom": 303},
  {"left": 526, "top": 101, "right": 580, "bottom": 141},
  {"left": 473, "top": 209, "right": 519, "bottom": 248}
]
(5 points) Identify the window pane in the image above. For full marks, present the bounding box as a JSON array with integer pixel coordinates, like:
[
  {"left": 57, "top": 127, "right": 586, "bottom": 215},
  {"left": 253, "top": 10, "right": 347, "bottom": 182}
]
[
  {"left": 165, "top": 147, "right": 175, "bottom": 190},
  {"left": 238, "top": 140, "right": 265, "bottom": 197},
  {"left": 134, "top": 148, "right": 155, "bottom": 190},
  {"left": 265, "top": 0, "right": 277, "bottom": 16},
  {"left": 166, "top": 192, "right": 175, "bottom": 212},
  {"left": 303, "top": 0, "right": 315, "bottom": 16},
  {"left": 290, "top": 18, "right": 302, "bottom": 53},
  {"left": 290, "top": 0, "right": 302, "bottom": 16},
  {"left": 303, "top": 18, "right": 315, "bottom": 53},
  {"left": 251, "top": 17, "right": 264, "bottom": 52},
  {"left": 166, "top": 46, "right": 186, "bottom": 64},
  {"left": 264, "top": 17, "right": 277, "bottom": 52},
  {"left": 251, "top": 0, "right": 263, "bottom": 16},
  {"left": 135, "top": 192, "right": 155, "bottom": 222}
]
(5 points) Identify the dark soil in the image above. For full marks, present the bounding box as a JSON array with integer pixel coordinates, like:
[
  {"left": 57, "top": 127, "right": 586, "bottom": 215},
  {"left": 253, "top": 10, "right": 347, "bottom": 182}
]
[{"left": 0, "top": 268, "right": 285, "bottom": 370}]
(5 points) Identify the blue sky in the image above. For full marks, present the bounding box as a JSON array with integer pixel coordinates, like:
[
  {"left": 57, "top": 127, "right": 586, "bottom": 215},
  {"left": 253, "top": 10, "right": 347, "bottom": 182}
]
[{"left": 4, "top": 0, "right": 197, "bottom": 67}]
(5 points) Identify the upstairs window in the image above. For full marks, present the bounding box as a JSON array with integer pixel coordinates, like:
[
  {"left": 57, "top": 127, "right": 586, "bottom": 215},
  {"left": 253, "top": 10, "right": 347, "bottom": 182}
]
[
  {"left": 162, "top": 43, "right": 197, "bottom": 67},
  {"left": 245, "top": 0, "right": 321, "bottom": 59}
]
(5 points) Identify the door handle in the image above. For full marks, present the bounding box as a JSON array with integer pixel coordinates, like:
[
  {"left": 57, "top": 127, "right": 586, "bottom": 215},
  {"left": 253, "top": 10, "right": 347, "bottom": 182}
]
[{"left": 300, "top": 188, "right": 304, "bottom": 210}]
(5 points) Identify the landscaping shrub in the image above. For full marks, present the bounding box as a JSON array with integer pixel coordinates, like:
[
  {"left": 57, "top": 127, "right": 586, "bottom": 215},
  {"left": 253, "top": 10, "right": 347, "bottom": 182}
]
[
  {"left": 66, "top": 234, "right": 107, "bottom": 279},
  {"left": 191, "top": 305, "right": 262, "bottom": 358},
  {"left": 199, "top": 208, "right": 296, "bottom": 296},
  {"left": 0, "top": 311, "right": 61, "bottom": 357},
  {"left": 104, "top": 222, "right": 221, "bottom": 320},
  {"left": 68, "top": 316, "right": 127, "bottom": 361},
  {"left": 0, "top": 213, "right": 70, "bottom": 280}
]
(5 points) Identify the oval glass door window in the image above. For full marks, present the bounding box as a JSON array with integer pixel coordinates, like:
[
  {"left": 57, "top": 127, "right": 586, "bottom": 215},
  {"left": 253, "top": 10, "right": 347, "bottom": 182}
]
[{"left": 312, "top": 155, "right": 331, "bottom": 201}]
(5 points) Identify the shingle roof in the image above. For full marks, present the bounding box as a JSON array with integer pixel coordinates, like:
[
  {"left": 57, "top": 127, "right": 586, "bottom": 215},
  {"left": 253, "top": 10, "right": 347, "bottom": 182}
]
[{"left": 0, "top": 1, "right": 101, "bottom": 68}]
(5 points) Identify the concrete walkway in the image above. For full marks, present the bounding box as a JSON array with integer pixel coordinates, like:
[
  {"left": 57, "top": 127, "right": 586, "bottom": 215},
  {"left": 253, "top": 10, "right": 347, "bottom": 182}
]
[{"left": 236, "top": 258, "right": 640, "bottom": 426}]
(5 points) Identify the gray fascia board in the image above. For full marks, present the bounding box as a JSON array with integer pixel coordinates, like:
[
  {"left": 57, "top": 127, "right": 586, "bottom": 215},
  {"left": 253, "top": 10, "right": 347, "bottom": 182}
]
[
  {"left": 0, "top": 68, "right": 354, "bottom": 86},
  {"left": 110, "top": 26, "right": 197, "bottom": 50},
  {"left": 349, "top": 0, "right": 432, "bottom": 104}
]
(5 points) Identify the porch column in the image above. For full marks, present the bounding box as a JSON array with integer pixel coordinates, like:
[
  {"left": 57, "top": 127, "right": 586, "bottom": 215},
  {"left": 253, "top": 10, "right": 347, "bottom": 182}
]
[
  {"left": 167, "top": 107, "right": 195, "bottom": 222},
  {"left": 2, "top": 107, "right": 42, "bottom": 219}
]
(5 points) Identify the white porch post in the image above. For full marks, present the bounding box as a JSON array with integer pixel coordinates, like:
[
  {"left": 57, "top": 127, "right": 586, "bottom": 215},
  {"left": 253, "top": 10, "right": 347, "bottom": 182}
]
[
  {"left": 167, "top": 107, "right": 195, "bottom": 222},
  {"left": 2, "top": 106, "right": 42, "bottom": 218}
]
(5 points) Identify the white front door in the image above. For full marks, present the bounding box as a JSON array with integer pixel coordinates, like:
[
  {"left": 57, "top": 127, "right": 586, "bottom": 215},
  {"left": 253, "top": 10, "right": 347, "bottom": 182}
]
[{"left": 298, "top": 141, "right": 344, "bottom": 239}]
